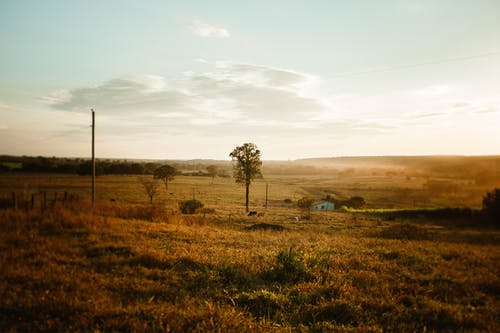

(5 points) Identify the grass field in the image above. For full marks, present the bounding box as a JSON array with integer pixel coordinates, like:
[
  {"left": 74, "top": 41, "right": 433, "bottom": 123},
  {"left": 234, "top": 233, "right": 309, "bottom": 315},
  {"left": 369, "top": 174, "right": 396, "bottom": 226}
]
[{"left": 0, "top": 170, "right": 499, "bottom": 331}]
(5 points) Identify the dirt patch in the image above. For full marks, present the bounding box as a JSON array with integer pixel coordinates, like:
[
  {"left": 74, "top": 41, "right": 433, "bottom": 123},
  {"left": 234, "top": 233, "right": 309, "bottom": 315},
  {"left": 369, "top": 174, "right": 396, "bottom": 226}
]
[{"left": 244, "top": 223, "right": 286, "bottom": 232}]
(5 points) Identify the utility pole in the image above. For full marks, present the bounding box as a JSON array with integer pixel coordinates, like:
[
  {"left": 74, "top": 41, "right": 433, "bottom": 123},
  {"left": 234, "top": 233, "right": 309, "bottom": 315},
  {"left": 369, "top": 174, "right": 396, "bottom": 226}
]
[{"left": 91, "top": 109, "right": 95, "bottom": 205}]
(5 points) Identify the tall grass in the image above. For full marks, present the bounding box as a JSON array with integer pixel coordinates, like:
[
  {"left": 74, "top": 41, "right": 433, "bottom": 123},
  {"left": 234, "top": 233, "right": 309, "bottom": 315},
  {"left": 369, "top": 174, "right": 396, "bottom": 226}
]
[{"left": 1, "top": 202, "right": 498, "bottom": 331}]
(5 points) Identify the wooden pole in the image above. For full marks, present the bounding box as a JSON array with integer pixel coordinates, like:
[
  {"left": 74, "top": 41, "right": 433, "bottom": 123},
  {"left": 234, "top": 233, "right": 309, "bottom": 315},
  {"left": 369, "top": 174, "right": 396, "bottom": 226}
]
[{"left": 91, "top": 109, "right": 95, "bottom": 205}]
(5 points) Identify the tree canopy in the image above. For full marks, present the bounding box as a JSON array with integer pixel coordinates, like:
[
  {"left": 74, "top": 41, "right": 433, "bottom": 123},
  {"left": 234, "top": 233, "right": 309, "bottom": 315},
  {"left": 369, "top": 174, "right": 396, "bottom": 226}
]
[
  {"left": 297, "top": 197, "right": 315, "bottom": 210},
  {"left": 138, "top": 177, "right": 159, "bottom": 205},
  {"left": 153, "top": 165, "right": 177, "bottom": 190},
  {"left": 206, "top": 165, "right": 218, "bottom": 181},
  {"left": 229, "top": 143, "right": 262, "bottom": 211}
]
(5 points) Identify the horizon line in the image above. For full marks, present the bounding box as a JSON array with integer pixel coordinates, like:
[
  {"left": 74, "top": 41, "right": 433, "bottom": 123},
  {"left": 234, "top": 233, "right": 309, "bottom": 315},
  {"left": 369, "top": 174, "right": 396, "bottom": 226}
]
[{"left": 2, "top": 153, "right": 499, "bottom": 162}]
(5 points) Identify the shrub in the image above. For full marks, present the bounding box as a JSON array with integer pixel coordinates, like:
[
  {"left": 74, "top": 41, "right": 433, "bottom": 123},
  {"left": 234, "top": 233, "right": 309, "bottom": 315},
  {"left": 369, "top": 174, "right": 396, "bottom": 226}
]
[
  {"left": 482, "top": 188, "right": 500, "bottom": 224},
  {"left": 179, "top": 199, "right": 204, "bottom": 214},
  {"left": 297, "top": 197, "right": 314, "bottom": 210},
  {"left": 236, "top": 290, "right": 288, "bottom": 320},
  {"left": 336, "top": 196, "right": 366, "bottom": 209},
  {"left": 346, "top": 196, "right": 366, "bottom": 209},
  {"left": 263, "top": 248, "right": 314, "bottom": 283}
]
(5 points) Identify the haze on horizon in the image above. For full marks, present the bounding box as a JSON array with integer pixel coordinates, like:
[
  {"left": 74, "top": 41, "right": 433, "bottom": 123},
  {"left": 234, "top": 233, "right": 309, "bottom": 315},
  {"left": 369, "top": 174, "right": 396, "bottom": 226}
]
[{"left": 1, "top": 0, "right": 499, "bottom": 161}]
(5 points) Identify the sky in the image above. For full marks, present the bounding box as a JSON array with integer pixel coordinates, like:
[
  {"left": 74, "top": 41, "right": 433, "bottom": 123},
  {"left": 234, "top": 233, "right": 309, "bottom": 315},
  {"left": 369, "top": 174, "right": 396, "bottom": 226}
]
[{"left": 0, "top": 0, "right": 499, "bottom": 160}]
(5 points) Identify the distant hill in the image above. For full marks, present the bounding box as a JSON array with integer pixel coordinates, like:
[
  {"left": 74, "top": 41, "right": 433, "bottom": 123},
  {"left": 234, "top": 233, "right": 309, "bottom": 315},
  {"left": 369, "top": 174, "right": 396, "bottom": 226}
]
[{"left": 292, "top": 155, "right": 500, "bottom": 170}]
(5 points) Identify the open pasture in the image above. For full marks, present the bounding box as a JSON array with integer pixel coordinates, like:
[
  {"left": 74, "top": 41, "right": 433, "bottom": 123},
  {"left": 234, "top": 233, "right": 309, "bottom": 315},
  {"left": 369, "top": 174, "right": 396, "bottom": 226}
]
[
  {"left": 0, "top": 200, "right": 499, "bottom": 332},
  {"left": 0, "top": 162, "right": 499, "bottom": 331},
  {"left": 1, "top": 160, "right": 497, "bottom": 211}
]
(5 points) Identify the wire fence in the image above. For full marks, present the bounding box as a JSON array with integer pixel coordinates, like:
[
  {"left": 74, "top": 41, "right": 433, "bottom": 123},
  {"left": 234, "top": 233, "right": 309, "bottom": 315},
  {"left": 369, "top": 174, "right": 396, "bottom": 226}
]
[{"left": 0, "top": 191, "right": 79, "bottom": 211}]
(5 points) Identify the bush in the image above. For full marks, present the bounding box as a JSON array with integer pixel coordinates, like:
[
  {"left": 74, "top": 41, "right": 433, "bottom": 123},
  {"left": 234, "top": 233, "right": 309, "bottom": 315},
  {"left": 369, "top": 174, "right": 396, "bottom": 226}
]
[
  {"left": 336, "top": 196, "right": 366, "bottom": 209},
  {"left": 179, "top": 199, "right": 204, "bottom": 214},
  {"left": 346, "top": 196, "right": 366, "bottom": 209},
  {"left": 236, "top": 290, "right": 288, "bottom": 320},
  {"left": 482, "top": 188, "right": 500, "bottom": 224},
  {"left": 297, "top": 197, "right": 314, "bottom": 210},
  {"left": 262, "top": 248, "right": 314, "bottom": 283}
]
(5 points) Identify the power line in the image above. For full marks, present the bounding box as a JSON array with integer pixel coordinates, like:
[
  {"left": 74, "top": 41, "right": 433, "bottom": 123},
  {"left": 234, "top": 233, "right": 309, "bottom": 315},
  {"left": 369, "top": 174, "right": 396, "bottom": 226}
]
[{"left": 329, "top": 51, "right": 500, "bottom": 78}]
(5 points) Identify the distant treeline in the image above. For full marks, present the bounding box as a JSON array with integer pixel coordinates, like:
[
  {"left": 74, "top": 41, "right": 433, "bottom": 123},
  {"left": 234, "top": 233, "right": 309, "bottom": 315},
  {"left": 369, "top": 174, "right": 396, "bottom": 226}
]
[
  {"left": 0, "top": 155, "right": 231, "bottom": 176},
  {"left": 2, "top": 155, "right": 499, "bottom": 185},
  {"left": 0, "top": 156, "right": 156, "bottom": 175}
]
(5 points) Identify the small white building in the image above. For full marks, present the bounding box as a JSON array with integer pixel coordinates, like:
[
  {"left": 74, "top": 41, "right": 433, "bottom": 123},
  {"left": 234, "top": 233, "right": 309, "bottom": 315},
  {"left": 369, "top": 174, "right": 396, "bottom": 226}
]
[{"left": 314, "top": 201, "right": 335, "bottom": 211}]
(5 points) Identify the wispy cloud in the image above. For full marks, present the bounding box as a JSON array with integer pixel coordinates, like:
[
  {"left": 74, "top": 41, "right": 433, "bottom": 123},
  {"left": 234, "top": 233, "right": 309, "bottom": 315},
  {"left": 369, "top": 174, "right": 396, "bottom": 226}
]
[
  {"left": 451, "top": 102, "right": 470, "bottom": 109},
  {"left": 448, "top": 99, "right": 499, "bottom": 114},
  {"left": 40, "top": 89, "right": 72, "bottom": 105},
  {"left": 409, "top": 84, "right": 454, "bottom": 96},
  {"left": 474, "top": 106, "right": 498, "bottom": 114},
  {"left": 44, "top": 62, "right": 324, "bottom": 122},
  {"left": 42, "top": 61, "right": 389, "bottom": 140},
  {"left": 399, "top": 93, "right": 500, "bottom": 127},
  {"left": 185, "top": 19, "right": 230, "bottom": 38},
  {"left": 410, "top": 112, "right": 446, "bottom": 119}
]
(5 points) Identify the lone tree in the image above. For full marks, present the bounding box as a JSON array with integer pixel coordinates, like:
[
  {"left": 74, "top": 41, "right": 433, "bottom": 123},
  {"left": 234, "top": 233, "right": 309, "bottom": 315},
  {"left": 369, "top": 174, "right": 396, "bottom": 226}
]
[
  {"left": 206, "top": 165, "right": 218, "bottom": 183},
  {"left": 138, "top": 177, "right": 159, "bottom": 205},
  {"left": 154, "top": 164, "right": 177, "bottom": 191},
  {"left": 230, "top": 143, "right": 262, "bottom": 212}
]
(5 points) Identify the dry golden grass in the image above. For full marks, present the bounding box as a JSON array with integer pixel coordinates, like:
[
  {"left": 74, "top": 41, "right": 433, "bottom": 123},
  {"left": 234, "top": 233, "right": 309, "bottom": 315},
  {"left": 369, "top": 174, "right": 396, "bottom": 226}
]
[
  {"left": 1, "top": 169, "right": 494, "bottom": 211},
  {"left": 0, "top": 171, "right": 498, "bottom": 331},
  {"left": 0, "top": 197, "right": 499, "bottom": 332}
]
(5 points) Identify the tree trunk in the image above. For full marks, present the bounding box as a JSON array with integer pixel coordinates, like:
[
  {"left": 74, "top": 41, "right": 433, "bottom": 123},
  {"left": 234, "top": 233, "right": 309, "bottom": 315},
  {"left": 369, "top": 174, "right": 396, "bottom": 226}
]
[{"left": 245, "top": 183, "right": 250, "bottom": 212}]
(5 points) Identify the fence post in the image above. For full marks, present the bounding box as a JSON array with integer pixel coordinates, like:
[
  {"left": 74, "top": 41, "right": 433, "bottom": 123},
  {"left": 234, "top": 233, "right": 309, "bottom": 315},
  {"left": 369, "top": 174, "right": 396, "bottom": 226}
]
[
  {"left": 64, "top": 191, "right": 68, "bottom": 201},
  {"left": 31, "top": 194, "right": 35, "bottom": 210}
]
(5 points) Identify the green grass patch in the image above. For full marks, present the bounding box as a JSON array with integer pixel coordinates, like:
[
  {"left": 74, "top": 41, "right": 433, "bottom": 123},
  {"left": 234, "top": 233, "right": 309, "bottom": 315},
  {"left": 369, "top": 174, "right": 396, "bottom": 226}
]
[
  {"left": 1, "top": 162, "right": 22, "bottom": 170},
  {"left": 345, "top": 207, "right": 480, "bottom": 220}
]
